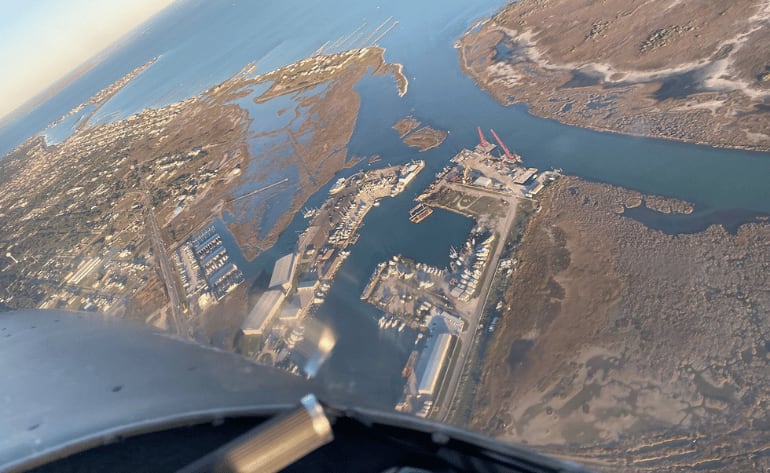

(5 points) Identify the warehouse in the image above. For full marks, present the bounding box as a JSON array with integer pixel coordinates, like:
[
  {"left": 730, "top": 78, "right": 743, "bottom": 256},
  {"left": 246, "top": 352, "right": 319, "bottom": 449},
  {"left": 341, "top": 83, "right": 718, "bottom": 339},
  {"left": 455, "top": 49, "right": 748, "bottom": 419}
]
[
  {"left": 415, "top": 333, "right": 454, "bottom": 397},
  {"left": 268, "top": 253, "right": 296, "bottom": 292},
  {"left": 241, "top": 290, "right": 284, "bottom": 336}
]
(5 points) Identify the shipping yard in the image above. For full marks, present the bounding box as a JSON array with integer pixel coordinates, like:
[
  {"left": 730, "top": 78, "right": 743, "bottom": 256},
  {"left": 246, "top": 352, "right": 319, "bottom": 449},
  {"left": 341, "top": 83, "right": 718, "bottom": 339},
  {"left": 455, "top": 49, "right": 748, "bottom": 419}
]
[
  {"left": 357, "top": 129, "right": 560, "bottom": 419},
  {"left": 237, "top": 161, "right": 425, "bottom": 374}
]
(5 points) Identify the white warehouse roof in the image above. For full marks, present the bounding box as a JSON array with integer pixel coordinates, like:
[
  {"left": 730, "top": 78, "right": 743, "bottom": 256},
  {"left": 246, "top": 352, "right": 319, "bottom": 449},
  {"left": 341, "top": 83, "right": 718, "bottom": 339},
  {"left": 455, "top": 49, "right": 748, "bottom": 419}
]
[
  {"left": 241, "top": 290, "right": 284, "bottom": 336},
  {"left": 269, "top": 253, "right": 295, "bottom": 289},
  {"left": 416, "top": 333, "right": 454, "bottom": 397}
]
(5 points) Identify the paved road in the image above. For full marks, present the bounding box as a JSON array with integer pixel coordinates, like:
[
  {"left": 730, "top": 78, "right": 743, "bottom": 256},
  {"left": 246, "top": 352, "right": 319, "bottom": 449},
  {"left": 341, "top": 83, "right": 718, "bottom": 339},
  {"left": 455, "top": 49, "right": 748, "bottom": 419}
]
[
  {"left": 141, "top": 187, "right": 188, "bottom": 337},
  {"left": 433, "top": 190, "right": 520, "bottom": 422}
]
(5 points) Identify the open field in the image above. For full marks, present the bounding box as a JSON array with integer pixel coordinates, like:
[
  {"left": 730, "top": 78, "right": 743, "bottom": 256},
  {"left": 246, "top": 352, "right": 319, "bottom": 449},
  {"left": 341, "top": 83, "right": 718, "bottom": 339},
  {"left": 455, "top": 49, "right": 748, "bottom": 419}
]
[{"left": 469, "top": 177, "right": 770, "bottom": 471}]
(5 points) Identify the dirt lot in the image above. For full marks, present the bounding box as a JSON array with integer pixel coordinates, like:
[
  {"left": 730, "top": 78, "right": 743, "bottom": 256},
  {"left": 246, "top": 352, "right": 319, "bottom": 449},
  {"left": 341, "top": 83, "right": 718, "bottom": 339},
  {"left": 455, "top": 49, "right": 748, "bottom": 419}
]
[
  {"left": 469, "top": 177, "right": 770, "bottom": 471},
  {"left": 459, "top": 0, "right": 770, "bottom": 150}
]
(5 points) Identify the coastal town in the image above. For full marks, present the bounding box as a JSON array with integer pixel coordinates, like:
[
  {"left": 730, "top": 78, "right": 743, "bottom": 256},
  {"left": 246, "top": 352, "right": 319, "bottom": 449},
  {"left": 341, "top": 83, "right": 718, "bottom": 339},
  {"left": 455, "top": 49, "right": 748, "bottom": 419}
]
[
  {"left": 236, "top": 161, "right": 426, "bottom": 374},
  {"left": 0, "top": 36, "right": 409, "bottom": 333},
  {"left": 357, "top": 129, "right": 559, "bottom": 419},
  {"left": 235, "top": 126, "right": 560, "bottom": 421},
  {"left": 0, "top": 36, "right": 562, "bottom": 425},
  {"left": 3, "top": 1, "right": 770, "bottom": 470}
]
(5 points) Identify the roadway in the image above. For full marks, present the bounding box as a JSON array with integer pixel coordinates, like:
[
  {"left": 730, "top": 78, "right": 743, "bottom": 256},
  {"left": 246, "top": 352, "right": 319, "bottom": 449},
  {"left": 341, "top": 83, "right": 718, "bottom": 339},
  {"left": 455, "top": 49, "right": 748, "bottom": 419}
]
[
  {"left": 431, "top": 187, "right": 521, "bottom": 423},
  {"left": 135, "top": 173, "right": 189, "bottom": 338}
]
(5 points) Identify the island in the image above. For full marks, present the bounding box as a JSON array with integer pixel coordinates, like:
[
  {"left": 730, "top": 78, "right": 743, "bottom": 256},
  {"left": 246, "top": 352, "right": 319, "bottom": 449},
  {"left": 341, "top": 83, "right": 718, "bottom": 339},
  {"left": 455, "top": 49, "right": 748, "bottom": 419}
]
[
  {"left": 458, "top": 0, "right": 770, "bottom": 151},
  {"left": 393, "top": 116, "right": 448, "bottom": 152}
]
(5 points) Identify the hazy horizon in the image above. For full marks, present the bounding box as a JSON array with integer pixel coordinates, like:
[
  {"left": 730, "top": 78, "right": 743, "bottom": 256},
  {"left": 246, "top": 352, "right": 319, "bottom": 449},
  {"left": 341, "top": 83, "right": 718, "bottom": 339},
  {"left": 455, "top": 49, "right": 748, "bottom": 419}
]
[{"left": 0, "top": 0, "right": 176, "bottom": 120}]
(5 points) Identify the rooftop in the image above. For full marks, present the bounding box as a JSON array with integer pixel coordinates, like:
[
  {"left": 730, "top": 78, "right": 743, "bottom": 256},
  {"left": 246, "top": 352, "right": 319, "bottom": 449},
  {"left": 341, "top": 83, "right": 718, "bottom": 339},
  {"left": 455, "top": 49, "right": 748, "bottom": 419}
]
[
  {"left": 269, "top": 253, "right": 295, "bottom": 289},
  {"left": 279, "top": 295, "right": 303, "bottom": 320},
  {"left": 241, "top": 289, "right": 284, "bottom": 335},
  {"left": 416, "top": 333, "right": 454, "bottom": 397}
]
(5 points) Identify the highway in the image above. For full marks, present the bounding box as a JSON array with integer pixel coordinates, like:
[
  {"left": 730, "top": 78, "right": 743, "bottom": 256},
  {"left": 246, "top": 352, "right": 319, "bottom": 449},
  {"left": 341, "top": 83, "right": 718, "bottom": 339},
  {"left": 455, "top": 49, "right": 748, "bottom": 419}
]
[{"left": 137, "top": 178, "right": 189, "bottom": 338}]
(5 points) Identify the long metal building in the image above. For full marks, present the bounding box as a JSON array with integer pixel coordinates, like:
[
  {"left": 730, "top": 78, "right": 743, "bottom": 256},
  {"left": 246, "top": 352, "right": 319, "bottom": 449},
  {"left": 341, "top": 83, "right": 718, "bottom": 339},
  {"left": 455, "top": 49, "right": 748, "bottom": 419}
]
[{"left": 416, "top": 333, "right": 454, "bottom": 397}]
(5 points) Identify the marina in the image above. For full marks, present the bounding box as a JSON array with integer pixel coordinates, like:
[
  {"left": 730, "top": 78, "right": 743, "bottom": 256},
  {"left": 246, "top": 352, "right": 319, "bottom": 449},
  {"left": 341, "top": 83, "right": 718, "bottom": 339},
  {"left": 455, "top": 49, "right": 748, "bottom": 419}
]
[
  {"left": 172, "top": 225, "right": 244, "bottom": 307},
  {"left": 237, "top": 160, "right": 425, "bottom": 375},
  {"left": 355, "top": 130, "right": 560, "bottom": 418},
  {"left": 4, "top": 0, "right": 770, "bottom": 441}
]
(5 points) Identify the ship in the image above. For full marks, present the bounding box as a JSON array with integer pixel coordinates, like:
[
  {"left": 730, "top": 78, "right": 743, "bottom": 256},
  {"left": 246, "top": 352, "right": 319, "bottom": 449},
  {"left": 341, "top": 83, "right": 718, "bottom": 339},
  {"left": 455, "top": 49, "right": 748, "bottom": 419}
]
[
  {"left": 328, "top": 177, "right": 347, "bottom": 195},
  {"left": 409, "top": 203, "right": 433, "bottom": 223},
  {"left": 393, "top": 160, "right": 425, "bottom": 195}
]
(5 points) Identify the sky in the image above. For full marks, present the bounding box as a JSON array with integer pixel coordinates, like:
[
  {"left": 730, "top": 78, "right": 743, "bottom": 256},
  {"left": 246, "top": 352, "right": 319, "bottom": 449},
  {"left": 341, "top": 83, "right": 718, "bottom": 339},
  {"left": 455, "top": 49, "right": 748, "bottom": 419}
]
[{"left": 0, "top": 0, "right": 176, "bottom": 118}]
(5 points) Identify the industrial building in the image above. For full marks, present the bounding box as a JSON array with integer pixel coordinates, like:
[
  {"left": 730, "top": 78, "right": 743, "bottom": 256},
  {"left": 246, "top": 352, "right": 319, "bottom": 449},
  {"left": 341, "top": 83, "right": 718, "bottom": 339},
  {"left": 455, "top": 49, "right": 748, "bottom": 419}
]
[
  {"left": 296, "top": 277, "right": 319, "bottom": 293},
  {"left": 241, "top": 289, "right": 284, "bottom": 336},
  {"left": 278, "top": 295, "right": 302, "bottom": 320},
  {"left": 415, "top": 333, "right": 455, "bottom": 397},
  {"left": 525, "top": 179, "right": 545, "bottom": 197},
  {"left": 268, "top": 253, "right": 296, "bottom": 292},
  {"left": 472, "top": 176, "right": 492, "bottom": 188}
]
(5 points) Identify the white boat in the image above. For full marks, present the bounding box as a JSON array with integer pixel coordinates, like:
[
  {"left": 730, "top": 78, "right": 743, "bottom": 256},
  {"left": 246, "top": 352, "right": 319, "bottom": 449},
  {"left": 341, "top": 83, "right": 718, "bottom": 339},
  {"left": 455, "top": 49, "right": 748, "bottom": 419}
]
[
  {"left": 398, "top": 322, "right": 406, "bottom": 332},
  {"left": 328, "top": 177, "right": 347, "bottom": 195}
]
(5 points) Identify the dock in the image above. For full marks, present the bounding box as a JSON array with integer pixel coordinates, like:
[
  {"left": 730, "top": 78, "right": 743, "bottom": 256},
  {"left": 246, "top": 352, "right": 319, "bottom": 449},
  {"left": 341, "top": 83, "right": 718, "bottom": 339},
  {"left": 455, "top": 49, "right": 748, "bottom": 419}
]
[
  {"left": 409, "top": 203, "right": 433, "bottom": 223},
  {"left": 360, "top": 261, "right": 386, "bottom": 300}
]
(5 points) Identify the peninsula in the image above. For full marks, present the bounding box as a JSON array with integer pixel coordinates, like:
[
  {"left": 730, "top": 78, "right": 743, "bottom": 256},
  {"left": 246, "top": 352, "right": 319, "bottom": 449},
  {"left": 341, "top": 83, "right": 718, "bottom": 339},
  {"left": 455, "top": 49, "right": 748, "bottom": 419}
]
[{"left": 458, "top": 0, "right": 770, "bottom": 151}]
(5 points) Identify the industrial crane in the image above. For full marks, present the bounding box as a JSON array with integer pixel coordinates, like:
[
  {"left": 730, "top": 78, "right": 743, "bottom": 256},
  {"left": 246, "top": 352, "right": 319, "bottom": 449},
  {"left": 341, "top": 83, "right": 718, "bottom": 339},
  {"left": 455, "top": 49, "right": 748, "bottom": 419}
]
[{"left": 490, "top": 129, "right": 521, "bottom": 162}]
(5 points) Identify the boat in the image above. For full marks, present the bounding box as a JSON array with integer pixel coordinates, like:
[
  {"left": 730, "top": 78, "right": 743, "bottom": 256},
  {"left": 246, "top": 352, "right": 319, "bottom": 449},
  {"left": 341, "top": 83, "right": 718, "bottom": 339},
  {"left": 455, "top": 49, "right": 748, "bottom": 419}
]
[
  {"left": 409, "top": 203, "right": 433, "bottom": 223},
  {"left": 395, "top": 160, "right": 425, "bottom": 193},
  {"left": 328, "top": 177, "right": 347, "bottom": 195},
  {"left": 398, "top": 322, "right": 406, "bottom": 332}
]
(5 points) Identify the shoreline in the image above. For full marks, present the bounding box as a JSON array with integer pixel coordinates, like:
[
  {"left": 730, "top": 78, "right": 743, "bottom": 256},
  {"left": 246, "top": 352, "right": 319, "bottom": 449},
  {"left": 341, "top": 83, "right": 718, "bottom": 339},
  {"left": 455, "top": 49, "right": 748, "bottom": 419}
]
[
  {"left": 457, "top": 42, "right": 770, "bottom": 155},
  {"left": 456, "top": 0, "right": 770, "bottom": 154},
  {"left": 467, "top": 176, "right": 770, "bottom": 471}
]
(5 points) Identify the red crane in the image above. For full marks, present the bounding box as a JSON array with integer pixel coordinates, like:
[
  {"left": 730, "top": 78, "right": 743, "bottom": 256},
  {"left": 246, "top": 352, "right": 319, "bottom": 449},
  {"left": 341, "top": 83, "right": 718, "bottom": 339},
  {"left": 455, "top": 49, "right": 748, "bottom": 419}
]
[
  {"left": 490, "top": 128, "right": 518, "bottom": 162},
  {"left": 477, "top": 126, "right": 487, "bottom": 148}
]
